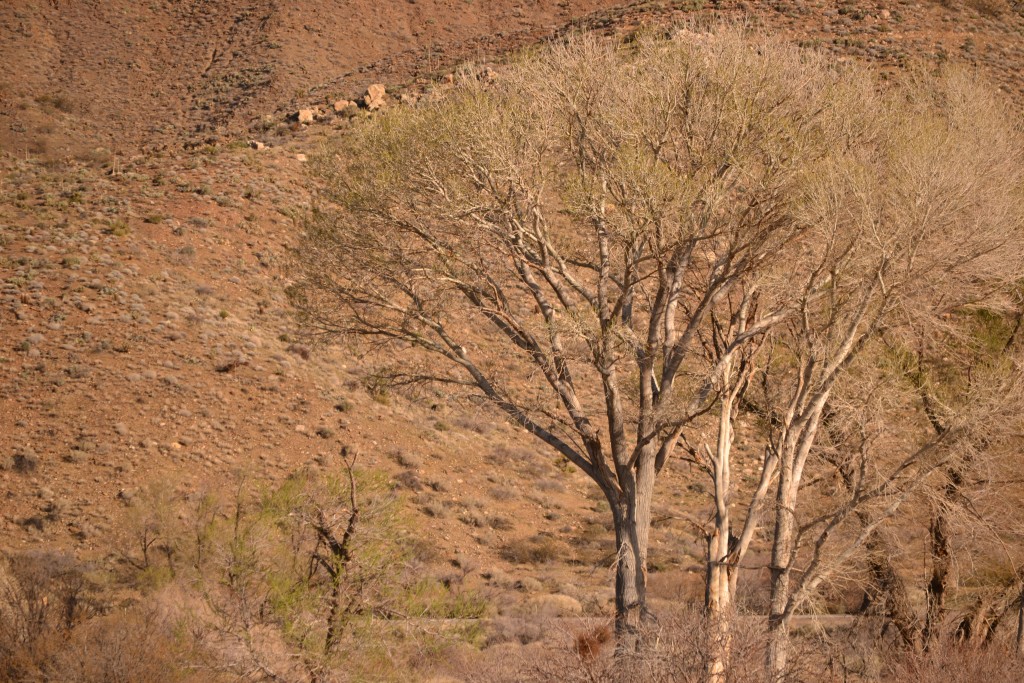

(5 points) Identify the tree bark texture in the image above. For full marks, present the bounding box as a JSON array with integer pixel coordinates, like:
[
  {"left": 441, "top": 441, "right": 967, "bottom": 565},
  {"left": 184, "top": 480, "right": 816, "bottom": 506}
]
[
  {"left": 610, "top": 461, "right": 655, "bottom": 655},
  {"left": 767, "top": 478, "right": 798, "bottom": 682},
  {"left": 923, "top": 510, "right": 951, "bottom": 647},
  {"left": 862, "top": 525, "right": 920, "bottom": 647}
]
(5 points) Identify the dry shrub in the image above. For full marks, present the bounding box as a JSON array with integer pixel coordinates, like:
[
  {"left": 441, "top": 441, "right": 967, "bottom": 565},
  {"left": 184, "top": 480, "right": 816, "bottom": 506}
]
[
  {"left": 574, "top": 623, "right": 612, "bottom": 660},
  {"left": 485, "top": 617, "right": 546, "bottom": 647},
  {"left": 0, "top": 551, "right": 101, "bottom": 680},
  {"left": 884, "top": 640, "right": 1024, "bottom": 682},
  {"left": 455, "top": 609, "right": 820, "bottom": 683},
  {"left": 965, "top": 0, "right": 1011, "bottom": 14},
  {"left": 44, "top": 606, "right": 193, "bottom": 683},
  {"left": 0, "top": 551, "right": 191, "bottom": 683},
  {"left": 934, "top": 0, "right": 1013, "bottom": 13},
  {"left": 502, "top": 535, "right": 565, "bottom": 564}
]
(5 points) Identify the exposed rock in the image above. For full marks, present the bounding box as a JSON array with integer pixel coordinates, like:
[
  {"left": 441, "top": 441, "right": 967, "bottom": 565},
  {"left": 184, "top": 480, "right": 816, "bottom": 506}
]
[
  {"left": 362, "top": 83, "right": 387, "bottom": 110},
  {"left": 296, "top": 108, "right": 315, "bottom": 124},
  {"left": 333, "top": 99, "right": 358, "bottom": 116}
]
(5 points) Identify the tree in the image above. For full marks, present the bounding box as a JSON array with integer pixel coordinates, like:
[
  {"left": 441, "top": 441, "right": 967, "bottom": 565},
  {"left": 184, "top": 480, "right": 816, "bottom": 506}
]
[
  {"left": 708, "top": 66, "right": 1024, "bottom": 678},
  {"left": 685, "top": 292, "right": 1023, "bottom": 677},
  {"left": 292, "top": 28, "right": 875, "bottom": 650},
  {"left": 293, "top": 28, "right": 1024, "bottom": 665}
]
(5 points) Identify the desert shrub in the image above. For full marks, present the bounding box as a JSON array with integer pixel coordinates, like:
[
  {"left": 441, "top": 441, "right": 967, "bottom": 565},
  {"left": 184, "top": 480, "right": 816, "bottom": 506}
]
[
  {"left": 450, "top": 609, "right": 816, "bottom": 683},
  {"left": 114, "top": 456, "right": 488, "bottom": 682},
  {"left": 502, "top": 535, "right": 564, "bottom": 565},
  {"left": 35, "top": 93, "right": 75, "bottom": 113},
  {"left": 965, "top": 0, "right": 1011, "bottom": 15},
  {"left": 0, "top": 551, "right": 99, "bottom": 676},
  {"left": 43, "top": 606, "right": 191, "bottom": 683},
  {"left": 484, "top": 617, "right": 546, "bottom": 647},
  {"left": 0, "top": 551, "right": 194, "bottom": 682},
  {"left": 883, "top": 639, "right": 1024, "bottom": 682}
]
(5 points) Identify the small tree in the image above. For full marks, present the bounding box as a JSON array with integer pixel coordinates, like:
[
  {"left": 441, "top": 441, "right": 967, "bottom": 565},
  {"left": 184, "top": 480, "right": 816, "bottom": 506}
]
[{"left": 292, "top": 28, "right": 873, "bottom": 649}]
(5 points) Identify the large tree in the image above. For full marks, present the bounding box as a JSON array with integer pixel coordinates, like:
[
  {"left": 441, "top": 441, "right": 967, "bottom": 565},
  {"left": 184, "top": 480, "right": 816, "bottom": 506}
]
[
  {"left": 290, "top": 28, "right": 1024, "bottom": 662},
  {"left": 292, "top": 28, "right": 854, "bottom": 648}
]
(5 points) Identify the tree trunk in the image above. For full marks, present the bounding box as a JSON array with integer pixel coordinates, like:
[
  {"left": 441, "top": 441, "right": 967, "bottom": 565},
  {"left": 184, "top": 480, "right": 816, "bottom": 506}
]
[
  {"left": 863, "top": 527, "right": 920, "bottom": 647},
  {"left": 1016, "top": 590, "right": 1023, "bottom": 655},
  {"left": 323, "top": 572, "right": 344, "bottom": 655},
  {"left": 706, "top": 581, "right": 732, "bottom": 683},
  {"left": 767, "top": 478, "right": 797, "bottom": 682},
  {"left": 766, "top": 617, "right": 790, "bottom": 683},
  {"left": 706, "top": 386, "right": 735, "bottom": 683},
  {"left": 706, "top": 520, "right": 733, "bottom": 683},
  {"left": 610, "top": 465, "right": 654, "bottom": 655},
  {"left": 923, "top": 510, "right": 951, "bottom": 647}
]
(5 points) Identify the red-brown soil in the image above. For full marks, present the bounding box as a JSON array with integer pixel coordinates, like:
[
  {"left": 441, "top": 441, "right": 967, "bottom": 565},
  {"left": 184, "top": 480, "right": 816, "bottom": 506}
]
[{"left": 1, "top": 1, "right": 1023, "bottom": 675}]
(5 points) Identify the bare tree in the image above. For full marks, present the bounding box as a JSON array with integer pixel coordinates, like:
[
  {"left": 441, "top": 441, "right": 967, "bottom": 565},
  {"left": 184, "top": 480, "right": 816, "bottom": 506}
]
[
  {"left": 314, "top": 448, "right": 361, "bottom": 660},
  {"left": 684, "top": 60, "right": 1023, "bottom": 678},
  {"left": 291, "top": 28, "right": 878, "bottom": 650},
  {"left": 745, "top": 68, "right": 1024, "bottom": 679}
]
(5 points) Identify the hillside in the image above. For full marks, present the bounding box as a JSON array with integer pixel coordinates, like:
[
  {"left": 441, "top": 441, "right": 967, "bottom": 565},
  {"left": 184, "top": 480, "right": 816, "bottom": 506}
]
[
  {"left": 2, "top": 1, "right": 1024, "bottom": 681},
  {"left": 3, "top": 0, "right": 1023, "bottom": 159},
  {"left": 0, "top": 0, "right": 633, "bottom": 157}
]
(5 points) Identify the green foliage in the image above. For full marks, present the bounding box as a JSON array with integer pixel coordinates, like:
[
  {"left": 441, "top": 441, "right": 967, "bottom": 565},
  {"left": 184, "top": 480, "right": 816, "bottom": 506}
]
[
  {"left": 405, "top": 578, "right": 491, "bottom": 619},
  {"left": 103, "top": 219, "right": 130, "bottom": 236},
  {"left": 115, "top": 462, "right": 485, "bottom": 678}
]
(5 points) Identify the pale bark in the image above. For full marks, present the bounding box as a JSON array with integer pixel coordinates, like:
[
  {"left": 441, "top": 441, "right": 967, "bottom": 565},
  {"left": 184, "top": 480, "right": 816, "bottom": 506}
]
[
  {"left": 705, "top": 379, "right": 735, "bottom": 683},
  {"left": 766, "top": 477, "right": 798, "bottom": 681},
  {"left": 704, "top": 320, "right": 768, "bottom": 682}
]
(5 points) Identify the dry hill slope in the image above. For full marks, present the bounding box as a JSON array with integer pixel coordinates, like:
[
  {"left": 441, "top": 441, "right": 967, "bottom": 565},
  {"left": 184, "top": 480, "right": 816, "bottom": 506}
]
[
  {"left": 1, "top": 1, "right": 1024, "bottom": 678},
  {"left": 0, "top": 0, "right": 629, "bottom": 157},
  {"left": 2, "top": 0, "right": 1022, "bottom": 157}
]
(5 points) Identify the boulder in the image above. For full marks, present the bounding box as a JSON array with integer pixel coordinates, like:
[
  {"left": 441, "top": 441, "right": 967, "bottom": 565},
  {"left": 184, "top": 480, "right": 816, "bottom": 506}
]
[
  {"left": 333, "top": 99, "right": 358, "bottom": 115},
  {"left": 296, "top": 108, "right": 315, "bottom": 124},
  {"left": 362, "top": 83, "right": 387, "bottom": 110}
]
